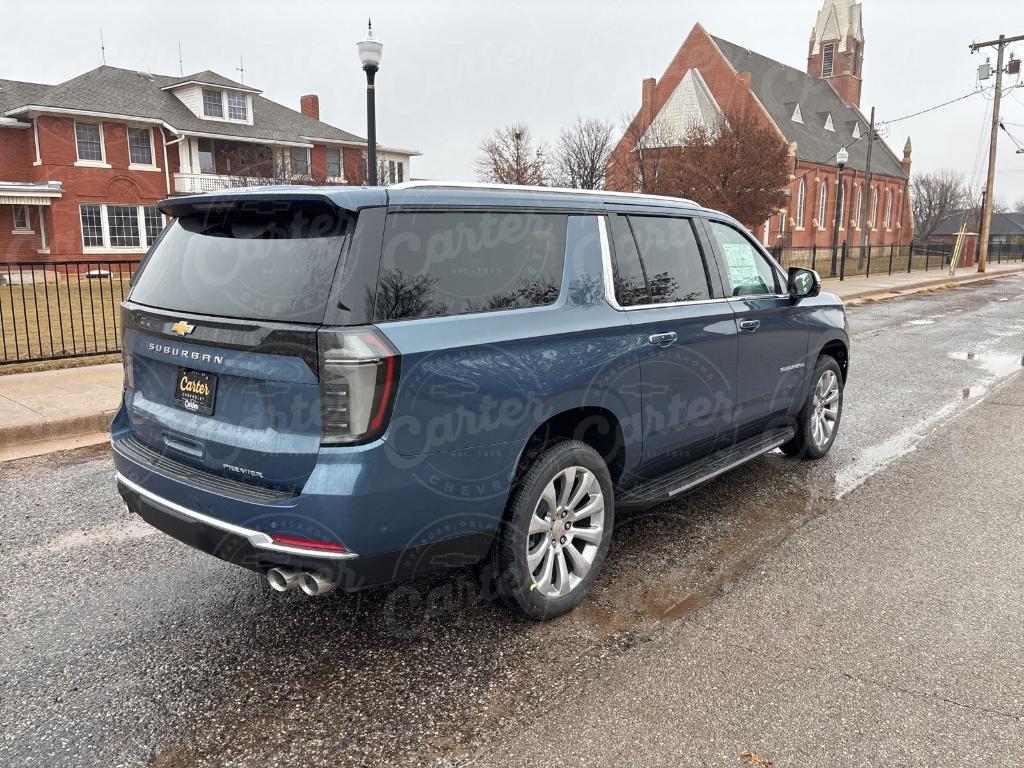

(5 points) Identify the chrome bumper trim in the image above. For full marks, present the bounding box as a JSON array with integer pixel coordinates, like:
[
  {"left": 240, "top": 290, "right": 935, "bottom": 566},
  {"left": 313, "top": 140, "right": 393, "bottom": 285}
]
[{"left": 115, "top": 472, "right": 358, "bottom": 560}]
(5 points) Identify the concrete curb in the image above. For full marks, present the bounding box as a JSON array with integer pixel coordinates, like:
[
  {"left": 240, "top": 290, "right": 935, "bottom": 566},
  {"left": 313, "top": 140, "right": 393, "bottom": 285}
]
[
  {"left": 835, "top": 266, "right": 1024, "bottom": 303},
  {"left": 0, "top": 410, "right": 114, "bottom": 451}
]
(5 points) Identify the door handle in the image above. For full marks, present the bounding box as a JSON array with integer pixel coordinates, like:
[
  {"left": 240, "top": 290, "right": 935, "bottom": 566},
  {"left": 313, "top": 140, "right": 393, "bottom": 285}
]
[
  {"left": 738, "top": 319, "right": 761, "bottom": 333},
  {"left": 648, "top": 332, "right": 678, "bottom": 347}
]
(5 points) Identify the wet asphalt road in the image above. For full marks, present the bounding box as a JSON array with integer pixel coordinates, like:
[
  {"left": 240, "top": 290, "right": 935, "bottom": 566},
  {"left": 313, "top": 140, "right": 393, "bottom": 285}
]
[{"left": 1, "top": 276, "right": 1023, "bottom": 767}]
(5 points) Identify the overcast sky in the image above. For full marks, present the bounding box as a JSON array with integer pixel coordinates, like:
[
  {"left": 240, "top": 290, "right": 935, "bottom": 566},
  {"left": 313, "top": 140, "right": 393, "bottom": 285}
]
[{"left": 4, "top": 0, "right": 1023, "bottom": 205}]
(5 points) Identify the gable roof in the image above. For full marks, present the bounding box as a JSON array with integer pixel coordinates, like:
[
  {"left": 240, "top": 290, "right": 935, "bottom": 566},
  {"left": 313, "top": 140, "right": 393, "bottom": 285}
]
[
  {"left": 1, "top": 65, "right": 370, "bottom": 147},
  {"left": 710, "top": 34, "right": 906, "bottom": 179},
  {"left": 933, "top": 210, "right": 1024, "bottom": 237},
  {"left": 161, "top": 70, "right": 259, "bottom": 93}
]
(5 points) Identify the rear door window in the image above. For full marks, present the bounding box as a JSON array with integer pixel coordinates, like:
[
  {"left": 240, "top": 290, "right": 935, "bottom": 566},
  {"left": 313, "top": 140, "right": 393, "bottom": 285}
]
[
  {"left": 706, "top": 220, "right": 781, "bottom": 297},
  {"left": 130, "top": 210, "right": 348, "bottom": 323},
  {"left": 375, "top": 212, "right": 567, "bottom": 321},
  {"left": 609, "top": 215, "right": 650, "bottom": 306},
  {"left": 628, "top": 216, "right": 712, "bottom": 303}
]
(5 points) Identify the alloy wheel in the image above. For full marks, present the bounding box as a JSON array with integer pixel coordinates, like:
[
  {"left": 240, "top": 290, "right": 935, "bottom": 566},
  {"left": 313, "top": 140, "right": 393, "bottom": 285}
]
[
  {"left": 811, "top": 369, "right": 841, "bottom": 448},
  {"left": 525, "top": 466, "right": 605, "bottom": 599}
]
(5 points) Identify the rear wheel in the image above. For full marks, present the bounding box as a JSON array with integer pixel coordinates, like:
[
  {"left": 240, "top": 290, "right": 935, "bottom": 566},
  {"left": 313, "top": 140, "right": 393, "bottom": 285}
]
[
  {"left": 781, "top": 355, "right": 844, "bottom": 460},
  {"left": 496, "top": 441, "right": 614, "bottom": 620}
]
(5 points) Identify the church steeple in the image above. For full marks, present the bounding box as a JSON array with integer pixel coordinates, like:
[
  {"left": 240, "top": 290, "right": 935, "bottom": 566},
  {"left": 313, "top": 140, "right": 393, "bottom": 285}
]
[{"left": 808, "top": 0, "right": 865, "bottom": 108}]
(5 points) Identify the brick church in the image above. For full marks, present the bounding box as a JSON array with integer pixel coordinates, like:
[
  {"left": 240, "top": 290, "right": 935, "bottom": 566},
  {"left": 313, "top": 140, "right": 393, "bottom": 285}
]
[{"left": 609, "top": 0, "right": 913, "bottom": 250}]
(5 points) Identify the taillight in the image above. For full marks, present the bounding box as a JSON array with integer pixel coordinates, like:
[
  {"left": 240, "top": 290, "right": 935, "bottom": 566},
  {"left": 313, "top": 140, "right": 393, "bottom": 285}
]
[
  {"left": 269, "top": 533, "right": 348, "bottom": 553},
  {"left": 122, "top": 350, "right": 134, "bottom": 391},
  {"left": 318, "top": 326, "right": 400, "bottom": 446}
]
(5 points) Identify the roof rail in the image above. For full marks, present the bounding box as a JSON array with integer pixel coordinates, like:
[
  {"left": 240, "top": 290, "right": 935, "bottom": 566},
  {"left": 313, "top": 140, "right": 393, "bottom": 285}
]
[{"left": 388, "top": 181, "right": 699, "bottom": 208}]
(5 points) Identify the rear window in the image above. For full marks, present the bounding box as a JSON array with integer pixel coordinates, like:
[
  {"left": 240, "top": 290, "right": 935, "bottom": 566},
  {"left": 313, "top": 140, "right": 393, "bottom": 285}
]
[
  {"left": 374, "top": 212, "right": 567, "bottom": 321},
  {"left": 129, "top": 210, "right": 348, "bottom": 323},
  {"left": 628, "top": 216, "right": 711, "bottom": 303}
]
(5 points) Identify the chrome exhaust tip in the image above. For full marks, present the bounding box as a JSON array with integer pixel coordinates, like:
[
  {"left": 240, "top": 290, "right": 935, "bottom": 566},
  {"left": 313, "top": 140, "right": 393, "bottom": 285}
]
[
  {"left": 299, "top": 571, "right": 337, "bottom": 597},
  {"left": 267, "top": 567, "right": 301, "bottom": 592}
]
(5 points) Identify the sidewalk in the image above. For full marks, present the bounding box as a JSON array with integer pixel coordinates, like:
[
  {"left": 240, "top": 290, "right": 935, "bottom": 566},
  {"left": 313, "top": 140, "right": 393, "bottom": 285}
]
[
  {"left": 0, "top": 263, "right": 1021, "bottom": 462},
  {"left": 0, "top": 363, "right": 121, "bottom": 461}
]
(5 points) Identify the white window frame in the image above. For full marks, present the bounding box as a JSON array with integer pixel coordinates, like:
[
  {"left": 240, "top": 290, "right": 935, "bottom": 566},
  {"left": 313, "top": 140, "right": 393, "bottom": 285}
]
[
  {"left": 325, "top": 147, "right": 344, "bottom": 181},
  {"left": 884, "top": 189, "right": 893, "bottom": 229},
  {"left": 127, "top": 126, "right": 159, "bottom": 170},
  {"left": 854, "top": 185, "right": 863, "bottom": 229},
  {"left": 778, "top": 208, "right": 786, "bottom": 237},
  {"left": 79, "top": 203, "right": 165, "bottom": 253},
  {"left": 288, "top": 147, "right": 310, "bottom": 177},
  {"left": 870, "top": 186, "right": 879, "bottom": 229},
  {"left": 202, "top": 88, "right": 224, "bottom": 118},
  {"left": 199, "top": 87, "right": 253, "bottom": 125},
  {"left": 796, "top": 178, "right": 806, "bottom": 229},
  {"left": 818, "top": 182, "right": 828, "bottom": 229},
  {"left": 225, "top": 91, "right": 248, "bottom": 121},
  {"left": 762, "top": 218, "right": 771, "bottom": 246},
  {"left": 12, "top": 204, "right": 32, "bottom": 233},
  {"left": 837, "top": 182, "right": 846, "bottom": 230},
  {"left": 74, "top": 120, "right": 110, "bottom": 167}
]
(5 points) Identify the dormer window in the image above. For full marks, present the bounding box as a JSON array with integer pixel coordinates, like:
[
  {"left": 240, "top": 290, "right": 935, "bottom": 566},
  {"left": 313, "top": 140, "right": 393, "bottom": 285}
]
[
  {"left": 226, "top": 92, "right": 248, "bottom": 121},
  {"left": 852, "top": 122, "right": 862, "bottom": 139},
  {"left": 822, "top": 43, "right": 835, "bottom": 78},
  {"left": 202, "top": 88, "right": 224, "bottom": 118},
  {"left": 824, "top": 113, "right": 835, "bottom": 132},
  {"left": 792, "top": 104, "right": 804, "bottom": 124}
]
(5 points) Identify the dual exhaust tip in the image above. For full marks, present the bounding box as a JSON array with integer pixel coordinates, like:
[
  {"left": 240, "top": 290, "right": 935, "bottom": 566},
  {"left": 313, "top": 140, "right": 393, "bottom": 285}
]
[{"left": 267, "top": 567, "right": 336, "bottom": 597}]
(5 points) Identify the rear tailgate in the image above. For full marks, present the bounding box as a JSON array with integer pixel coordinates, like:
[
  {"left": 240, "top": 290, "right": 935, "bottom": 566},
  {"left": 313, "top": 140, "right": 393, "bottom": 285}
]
[{"left": 120, "top": 196, "right": 353, "bottom": 492}]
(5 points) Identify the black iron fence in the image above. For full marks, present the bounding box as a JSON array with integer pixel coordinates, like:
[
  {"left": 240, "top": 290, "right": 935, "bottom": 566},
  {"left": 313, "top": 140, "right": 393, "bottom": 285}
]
[
  {"left": 770, "top": 240, "right": 1024, "bottom": 280},
  {"left": 1, "top": 260, "right": 139, "bottom": 365}
]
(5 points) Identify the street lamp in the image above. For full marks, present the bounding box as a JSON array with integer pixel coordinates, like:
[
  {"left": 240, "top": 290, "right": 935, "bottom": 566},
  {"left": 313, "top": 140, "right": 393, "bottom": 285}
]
[
  {"left": 357, "top": 19, "right": 383, "bottom": 186},
  {"left": 830, "top": 146, "right": 849, "bottom": 277}
]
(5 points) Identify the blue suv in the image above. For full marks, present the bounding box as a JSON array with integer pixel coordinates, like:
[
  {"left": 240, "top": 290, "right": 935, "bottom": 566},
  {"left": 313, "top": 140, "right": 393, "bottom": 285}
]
[{"left": 113, "top": 183, "right": 849, "bottom": 619}]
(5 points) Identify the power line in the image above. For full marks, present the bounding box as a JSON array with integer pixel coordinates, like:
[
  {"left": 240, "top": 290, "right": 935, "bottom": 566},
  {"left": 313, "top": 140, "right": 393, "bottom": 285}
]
[{"left": 877, "top": 90, "right": 982, "bottom": 125}]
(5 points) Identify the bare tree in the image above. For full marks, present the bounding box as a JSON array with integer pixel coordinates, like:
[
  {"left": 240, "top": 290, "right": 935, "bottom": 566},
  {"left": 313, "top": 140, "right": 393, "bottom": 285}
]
[
  {"left": 475, "top": 124, "right": 548, "bottom": 185},
  {"left": 551, "top": 117, "right": 615, "bottom": 190},
  {"left": 607, "top": 112, "right": 682, "bottom": 195},
  {"left": 1014, "top": 198, "right": 1024, "bottom": 215},
  {"left": 674, "top": 109, "right": 789, "bottom": 229},
  {"left": 910, "top": 170, "right": 971, "bottom": 240}
]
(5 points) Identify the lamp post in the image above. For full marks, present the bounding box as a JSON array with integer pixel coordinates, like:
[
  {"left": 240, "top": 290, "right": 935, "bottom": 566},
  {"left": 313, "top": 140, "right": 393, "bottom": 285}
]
[
  {"left": 357, "top": 20, "right": 383, "bottom": 186},
  {"left": 830, "top": 146, "right": 849, "bottom": 277}
]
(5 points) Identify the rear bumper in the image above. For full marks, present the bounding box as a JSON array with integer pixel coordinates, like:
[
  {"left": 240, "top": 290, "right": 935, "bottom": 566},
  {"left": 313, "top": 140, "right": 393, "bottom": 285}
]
[{"left": 116, "top": 473, "right": 495, "bottom": 590}]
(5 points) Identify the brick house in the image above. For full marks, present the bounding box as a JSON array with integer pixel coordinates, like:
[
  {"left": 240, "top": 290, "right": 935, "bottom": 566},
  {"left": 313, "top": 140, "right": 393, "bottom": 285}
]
[
  {"left": 0, "top": 66, "right": 419, "bottom": 263},
  {"left": 608, "top": 0, "right": 913, "bottom": 250}
]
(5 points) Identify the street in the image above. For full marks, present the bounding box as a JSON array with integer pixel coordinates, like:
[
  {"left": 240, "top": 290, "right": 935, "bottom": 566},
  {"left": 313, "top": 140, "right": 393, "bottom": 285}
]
[{"left": 2, "top": 276, "right": 1023, "bottom": 767}]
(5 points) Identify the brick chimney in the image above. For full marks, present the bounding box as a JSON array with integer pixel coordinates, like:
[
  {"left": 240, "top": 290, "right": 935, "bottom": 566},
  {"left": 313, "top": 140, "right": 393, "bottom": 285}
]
[
  {"left": 641, "top": 77, "right": 657, "bottom": 123},
  {"left": 300, "top": 94, "right": 320, "bottom": 120}
]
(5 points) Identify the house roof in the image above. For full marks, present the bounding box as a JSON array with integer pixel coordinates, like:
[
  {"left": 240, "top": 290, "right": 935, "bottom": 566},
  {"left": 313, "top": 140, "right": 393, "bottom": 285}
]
[
  {"left": 0, "top": 65, "right": 407, "bottom": 151},
  {"left": 933, "top": 210, "right": 1024, "bottom": 237},
  {"left": 710, "top": 34, "right": 906, "bottom": 179}
]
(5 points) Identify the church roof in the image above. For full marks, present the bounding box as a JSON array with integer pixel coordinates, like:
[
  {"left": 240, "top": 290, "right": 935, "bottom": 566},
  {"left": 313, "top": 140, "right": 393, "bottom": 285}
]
[{"left": 710, "top": 34, "right": 906, "bottom": 179}]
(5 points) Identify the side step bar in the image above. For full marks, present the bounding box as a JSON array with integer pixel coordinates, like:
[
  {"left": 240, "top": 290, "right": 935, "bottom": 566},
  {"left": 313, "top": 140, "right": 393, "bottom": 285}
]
[{"left": 617, "top": 427, "right": 796, "bottom": 509}]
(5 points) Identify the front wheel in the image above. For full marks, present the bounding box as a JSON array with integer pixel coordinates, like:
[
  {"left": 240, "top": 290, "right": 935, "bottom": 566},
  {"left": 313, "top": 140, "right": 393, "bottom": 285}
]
[
  {"left": 781, "top": 355, "right": 844, "bottom": 460},
  {"left": 495, "top": 440, "right": 614, "bottom": 620}
]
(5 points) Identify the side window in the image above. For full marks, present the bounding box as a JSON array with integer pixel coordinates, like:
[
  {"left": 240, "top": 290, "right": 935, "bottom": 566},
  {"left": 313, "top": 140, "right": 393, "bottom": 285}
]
[
  {"left": 628, "top": 216, "right": 711, "bottom": 303},
  {"left": 608, "top": 215, "right": 650, "bottom": 307},
  {"left": 707, "top": 221, "right": 780, "bottom": 297},
  {"left": 375, "top": 212, "right": 567, "bottom": 321}
]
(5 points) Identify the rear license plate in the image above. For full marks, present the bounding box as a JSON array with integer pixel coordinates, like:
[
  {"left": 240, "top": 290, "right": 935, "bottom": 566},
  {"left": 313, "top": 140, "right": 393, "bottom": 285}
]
[{"left": 173, "top": 368, "right": 217, "bottom": 416}]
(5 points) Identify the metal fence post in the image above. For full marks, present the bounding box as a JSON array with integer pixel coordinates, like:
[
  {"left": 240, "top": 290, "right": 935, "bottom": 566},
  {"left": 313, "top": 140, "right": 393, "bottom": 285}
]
[
  {"left": 866, "top": 245, "right": 871, "bottom": 278},
  {"left": 811, "top": 243, "right": 817, "bottom": 273},
  {"left": 907, "top": 241, "right": 915, "bottom": 273},
  {"left": 839, "top": 240, "right": 847, "bottom": 281},
  {"left": 888, "top": 244, "right": 894, "bottom": 275}
]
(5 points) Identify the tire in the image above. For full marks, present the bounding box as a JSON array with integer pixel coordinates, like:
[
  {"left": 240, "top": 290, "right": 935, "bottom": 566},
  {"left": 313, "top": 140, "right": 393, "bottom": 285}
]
[
  {"left": 495, "top": 440, "right": 614, "bottom": 620},
  {"left": 781, "top": 355, "right": 844, "bottom": 460}
]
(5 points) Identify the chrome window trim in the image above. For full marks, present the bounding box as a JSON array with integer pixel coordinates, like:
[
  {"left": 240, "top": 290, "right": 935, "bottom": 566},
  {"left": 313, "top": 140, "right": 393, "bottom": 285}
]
[{"left": 116, "top": 472, "right": 358, "bottom": 560}]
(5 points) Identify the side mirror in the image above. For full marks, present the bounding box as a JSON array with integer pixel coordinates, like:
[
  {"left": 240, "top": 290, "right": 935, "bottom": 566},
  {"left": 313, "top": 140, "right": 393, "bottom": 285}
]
[{"left": 788, "top": 267, "right": 821, "bottom": 302}]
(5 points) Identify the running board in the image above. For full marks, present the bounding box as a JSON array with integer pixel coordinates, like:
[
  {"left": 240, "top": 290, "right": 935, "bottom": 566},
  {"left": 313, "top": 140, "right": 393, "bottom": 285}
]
[{"left": 617, "top": 427, "right": 796, "bottom": 509}]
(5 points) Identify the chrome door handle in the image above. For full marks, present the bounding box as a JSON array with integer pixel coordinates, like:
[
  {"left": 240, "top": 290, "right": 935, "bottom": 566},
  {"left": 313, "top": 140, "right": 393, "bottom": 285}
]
[
  {"left": 648, "top": 332, "right": 678, "bottom": 347},
  {"left": 738, "top": 319, "right": 761, "bottom": 333}
]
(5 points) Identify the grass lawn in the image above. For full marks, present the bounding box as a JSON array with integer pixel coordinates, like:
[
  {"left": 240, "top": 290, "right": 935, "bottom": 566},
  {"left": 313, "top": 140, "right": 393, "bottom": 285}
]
[{"left": 1, "top": 272, "right": 133, "bottom": 366}]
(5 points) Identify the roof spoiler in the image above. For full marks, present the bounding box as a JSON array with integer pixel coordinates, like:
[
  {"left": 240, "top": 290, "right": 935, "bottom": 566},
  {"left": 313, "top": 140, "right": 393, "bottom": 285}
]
[{"left": 158, "top": 188, "right": 387, "bottom": 218}]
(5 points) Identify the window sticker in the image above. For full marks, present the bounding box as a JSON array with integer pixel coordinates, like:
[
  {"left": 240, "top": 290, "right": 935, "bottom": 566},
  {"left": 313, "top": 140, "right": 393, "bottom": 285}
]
[{"left": 722, "top": 243, "right": 761, "bottom": 286}]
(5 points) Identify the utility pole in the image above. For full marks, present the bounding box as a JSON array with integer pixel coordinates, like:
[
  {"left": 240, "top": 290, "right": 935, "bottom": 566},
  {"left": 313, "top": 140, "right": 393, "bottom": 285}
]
[
  {"left": 859, "top": 106, "right": 875, "bottom": 252},
  {"left": 970, "top": 33, "right": 1024, "bottom": 272}
]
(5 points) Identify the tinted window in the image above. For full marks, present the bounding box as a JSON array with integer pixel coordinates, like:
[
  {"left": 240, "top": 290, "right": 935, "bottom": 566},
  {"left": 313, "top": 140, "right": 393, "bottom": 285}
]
[
  {"left": 130, "top": 211, "right": 347, "bottom": 323},
  {"left": 609, "top": 215, "right": 650, "bottom": 306},
  {"left": 707, "top": 221, "right": 779, "bottom": 297},
  {"left": 628, "top": 217, "right": 711, "bottom": 303},
  {"left": 375, "top": 212, "right": 566, "bottom": 321}
]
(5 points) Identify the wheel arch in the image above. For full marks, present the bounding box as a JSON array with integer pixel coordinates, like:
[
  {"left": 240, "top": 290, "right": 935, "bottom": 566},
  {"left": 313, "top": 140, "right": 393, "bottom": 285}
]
[{"left": 818, "top": 337, "right": 850, "bottom": 382}]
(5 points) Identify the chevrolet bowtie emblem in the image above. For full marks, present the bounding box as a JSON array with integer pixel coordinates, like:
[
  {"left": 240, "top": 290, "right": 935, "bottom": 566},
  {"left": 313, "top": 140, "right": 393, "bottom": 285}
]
[{"left": 170, "top": 321, "right": 195, "bottom": 336}]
